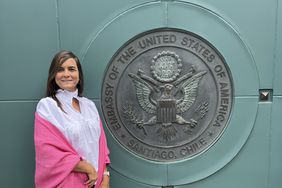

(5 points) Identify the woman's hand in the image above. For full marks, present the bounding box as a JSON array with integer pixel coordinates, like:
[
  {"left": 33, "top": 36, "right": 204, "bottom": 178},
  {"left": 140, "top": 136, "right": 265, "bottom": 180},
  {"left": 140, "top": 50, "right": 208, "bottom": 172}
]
[
  {"left": 73, "top": 160, "right": 98, "bottom": 187},
  {"left": 84, "top": 169, "right": 98, "bottom": 187},
  {"left": 100, "top": 174, "right": 110, "bottom": 188}
]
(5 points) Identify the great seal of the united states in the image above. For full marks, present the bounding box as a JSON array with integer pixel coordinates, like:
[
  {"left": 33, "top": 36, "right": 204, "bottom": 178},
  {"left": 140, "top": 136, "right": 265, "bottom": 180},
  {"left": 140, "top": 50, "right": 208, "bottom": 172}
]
[{"left": 101, "top": 28, "right": 233, "bottom": 162}]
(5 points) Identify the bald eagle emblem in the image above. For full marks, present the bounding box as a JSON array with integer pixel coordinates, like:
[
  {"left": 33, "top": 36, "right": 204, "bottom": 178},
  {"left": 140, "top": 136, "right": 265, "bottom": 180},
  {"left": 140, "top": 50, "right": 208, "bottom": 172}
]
[{"left": 125, "top": 51, "right": 207, "bottom": 140}]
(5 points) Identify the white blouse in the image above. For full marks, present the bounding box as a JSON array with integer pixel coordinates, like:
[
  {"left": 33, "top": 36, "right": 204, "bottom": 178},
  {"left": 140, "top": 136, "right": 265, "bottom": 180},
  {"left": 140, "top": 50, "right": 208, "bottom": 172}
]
[{"left": 36, "top": 89, "right": 101, "bottom": 170}]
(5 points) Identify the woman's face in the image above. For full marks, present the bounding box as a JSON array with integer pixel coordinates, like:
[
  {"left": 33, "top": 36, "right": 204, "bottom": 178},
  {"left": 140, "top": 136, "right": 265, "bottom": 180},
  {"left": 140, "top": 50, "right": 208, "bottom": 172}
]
[{"left": 55, "top": 58, "right": 79, "bottom": 92}]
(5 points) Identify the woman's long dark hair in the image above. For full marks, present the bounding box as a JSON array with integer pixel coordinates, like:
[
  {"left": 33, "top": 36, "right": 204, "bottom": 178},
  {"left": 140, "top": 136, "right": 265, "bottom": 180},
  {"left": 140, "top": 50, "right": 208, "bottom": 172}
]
[{"left": 46, "top": 50, "right": 84, "bottom": 110}]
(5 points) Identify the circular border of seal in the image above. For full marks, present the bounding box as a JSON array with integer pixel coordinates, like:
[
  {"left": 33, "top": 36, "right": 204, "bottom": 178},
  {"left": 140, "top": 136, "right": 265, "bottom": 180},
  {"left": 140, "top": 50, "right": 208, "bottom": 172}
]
[{"left": 101, "top": 27, "right": 233, "bottom": 162}]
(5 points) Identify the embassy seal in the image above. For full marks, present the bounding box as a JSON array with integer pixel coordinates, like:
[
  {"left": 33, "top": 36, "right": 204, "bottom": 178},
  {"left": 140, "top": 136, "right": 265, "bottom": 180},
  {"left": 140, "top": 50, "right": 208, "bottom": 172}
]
[{"left": 101, "top": 28, "right": 233, "bottom": 162}]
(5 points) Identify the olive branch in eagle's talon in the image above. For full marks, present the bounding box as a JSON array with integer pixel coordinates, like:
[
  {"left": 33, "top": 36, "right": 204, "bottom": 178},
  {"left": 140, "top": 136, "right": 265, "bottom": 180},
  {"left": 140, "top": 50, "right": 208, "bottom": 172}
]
[{"left": 123, "top": 104, "right": 148, "bottom": 135}]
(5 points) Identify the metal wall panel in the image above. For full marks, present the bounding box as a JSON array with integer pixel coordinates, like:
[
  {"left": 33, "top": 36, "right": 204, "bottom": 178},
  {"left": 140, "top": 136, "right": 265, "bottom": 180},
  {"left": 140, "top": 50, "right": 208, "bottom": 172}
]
[
  {"left": 0, "top": 102, "right": 36, "bottom": 187},
  {"left": 0, "top": 0, "right": 59, "bottom": 100},
  {"left": 269, "top": 97, "right": 282, "bottom": 188}
]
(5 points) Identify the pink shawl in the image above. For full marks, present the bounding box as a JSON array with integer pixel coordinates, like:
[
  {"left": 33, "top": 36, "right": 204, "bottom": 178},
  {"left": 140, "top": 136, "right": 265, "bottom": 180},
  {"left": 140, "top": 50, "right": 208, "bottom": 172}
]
[{"left": 34, "top": 112, "right": 110, "bottom": 188}]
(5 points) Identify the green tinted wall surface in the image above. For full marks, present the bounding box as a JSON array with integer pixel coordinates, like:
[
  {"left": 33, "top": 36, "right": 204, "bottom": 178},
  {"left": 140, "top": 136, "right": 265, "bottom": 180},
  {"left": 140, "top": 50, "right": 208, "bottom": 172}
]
[{"left": 0, "top": 0, "right": 281, "bottom": 188}]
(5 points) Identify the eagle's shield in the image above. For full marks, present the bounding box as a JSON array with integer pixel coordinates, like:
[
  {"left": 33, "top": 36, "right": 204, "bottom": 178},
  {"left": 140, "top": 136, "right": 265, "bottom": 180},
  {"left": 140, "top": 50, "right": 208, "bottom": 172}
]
[{"left": 157, "top": 99, "right": 176, "bottom": 125}]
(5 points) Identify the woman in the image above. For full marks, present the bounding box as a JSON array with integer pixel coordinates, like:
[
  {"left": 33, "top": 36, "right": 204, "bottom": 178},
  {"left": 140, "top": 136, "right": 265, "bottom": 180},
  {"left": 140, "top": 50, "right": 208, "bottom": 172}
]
[{"left": 34, "top": 50, "right": 110, "bottom": 188}]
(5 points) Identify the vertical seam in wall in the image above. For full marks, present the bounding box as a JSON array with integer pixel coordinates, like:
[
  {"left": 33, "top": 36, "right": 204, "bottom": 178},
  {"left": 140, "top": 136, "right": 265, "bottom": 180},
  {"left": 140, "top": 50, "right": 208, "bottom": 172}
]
[
  {"left": 164, "top": 164, "right": 168, "bottom": 186},
  {"left": 164, "top": 1, "right": 168, "bottom": 27},
  {"left": 55, "top": 0, "right": 61, "bottom": 49},
  {"left": 267, "top": 100, "right": 274, "bottom": 187},
  {"left": 268, "top": 0, "right": 278, "bottom": 184},
  {"left": 272, "top": 0, "right": 279, "bottom": 91}
]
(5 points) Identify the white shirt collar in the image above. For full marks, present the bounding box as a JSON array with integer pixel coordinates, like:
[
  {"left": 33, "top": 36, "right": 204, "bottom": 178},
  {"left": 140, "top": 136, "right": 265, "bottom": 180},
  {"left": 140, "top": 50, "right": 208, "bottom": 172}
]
[{"left": 56, "top": 89, "right": 79, "bottom": 104}]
